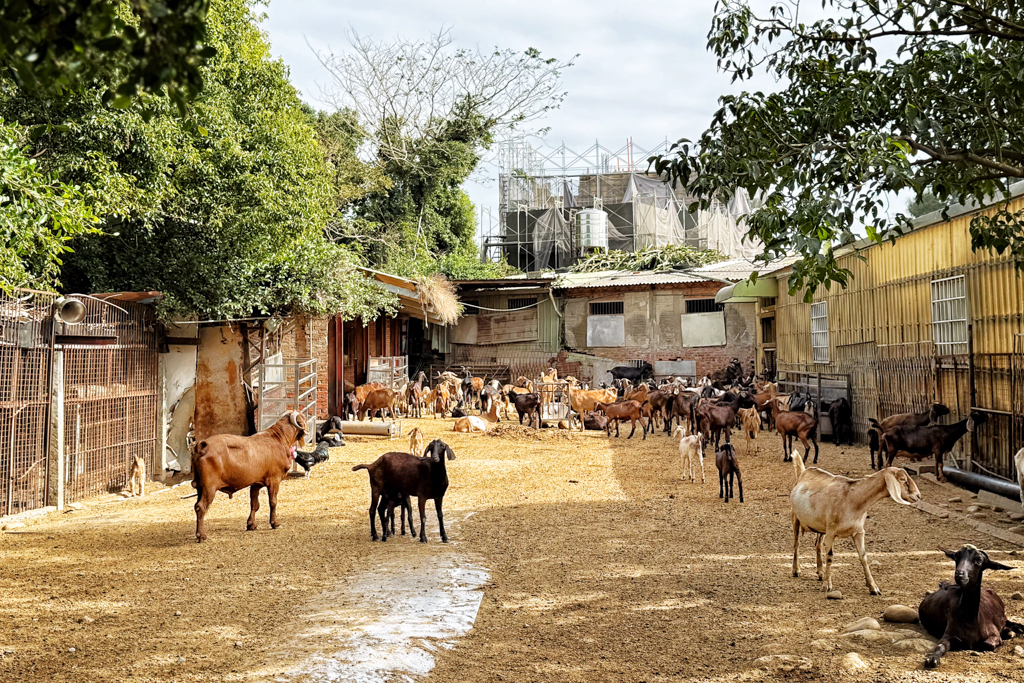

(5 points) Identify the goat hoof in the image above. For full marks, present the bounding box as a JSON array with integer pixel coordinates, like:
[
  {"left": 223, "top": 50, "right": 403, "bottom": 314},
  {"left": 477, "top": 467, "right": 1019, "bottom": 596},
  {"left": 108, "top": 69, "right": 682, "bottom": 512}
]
[
  {"left": 792, "top": 571, "right": 799, "bottom": 578},
  {"left": 419, "top": 537, "right": 428, "bottom": 544},
  {"left": 441, "top": 537, "right": 449, "bottom": 543},
  {"left": 924, "top": 656, "right": 940, "bottom": 669},
  {"left": 246, "top": 524, "right": 258, "bottom": 531}
]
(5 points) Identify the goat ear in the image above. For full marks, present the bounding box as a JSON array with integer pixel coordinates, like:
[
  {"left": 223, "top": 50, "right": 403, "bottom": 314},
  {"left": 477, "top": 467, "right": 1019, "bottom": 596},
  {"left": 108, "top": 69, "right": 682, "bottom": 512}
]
[
  {"left": 984, "top": 558, "right": 1014, "bottom": 571},
  {"left": 882, "top": 471, "right": 912, "bottom": 505},
  {"left": 943, "top": 549, "right": 958, "bottom": 561},
  {"left": 445, "top": 444, "right": 456, "bottom": 461}
]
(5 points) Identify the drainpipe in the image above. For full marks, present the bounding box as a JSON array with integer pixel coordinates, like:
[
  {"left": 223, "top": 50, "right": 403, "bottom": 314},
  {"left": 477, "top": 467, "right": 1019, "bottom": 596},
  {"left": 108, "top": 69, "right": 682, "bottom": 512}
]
[{"left": 943, "top": 466, "right": 1021, "bottom": 502}]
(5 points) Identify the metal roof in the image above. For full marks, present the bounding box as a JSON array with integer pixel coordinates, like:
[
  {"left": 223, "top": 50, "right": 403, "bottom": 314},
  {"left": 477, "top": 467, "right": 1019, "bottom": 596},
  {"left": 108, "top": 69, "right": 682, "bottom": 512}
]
[
  {"left": 691, "top": 257, "right": 800, "bottom": 282},
  {"left": 553, "top": 270, "right": 712, "bottom": 290}
]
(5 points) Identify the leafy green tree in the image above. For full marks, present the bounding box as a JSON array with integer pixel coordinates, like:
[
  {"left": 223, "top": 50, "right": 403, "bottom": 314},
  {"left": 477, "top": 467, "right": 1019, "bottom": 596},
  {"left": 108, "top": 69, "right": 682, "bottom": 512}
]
[
  {"left": 1, "top": 0, "right": 396, "bottom": 320},
  {"left": 0, "top": 119, "right": 98, "bottom": 289},
  {"left": 906, "top": 190, "right": 945, "bottom": 218},
  {"left": 651, "top": 0, "right": 1024, "bottom": 299},
  {"left": 0, "top": 0, "right": 214, "bottom": 110}
]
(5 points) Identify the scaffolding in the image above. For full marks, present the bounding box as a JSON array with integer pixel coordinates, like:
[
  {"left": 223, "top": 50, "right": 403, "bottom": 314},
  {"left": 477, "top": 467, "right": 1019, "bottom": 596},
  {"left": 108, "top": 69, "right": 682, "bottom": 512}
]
[{"left": 483, "top": 138, "right": 760, "bottom": 271}]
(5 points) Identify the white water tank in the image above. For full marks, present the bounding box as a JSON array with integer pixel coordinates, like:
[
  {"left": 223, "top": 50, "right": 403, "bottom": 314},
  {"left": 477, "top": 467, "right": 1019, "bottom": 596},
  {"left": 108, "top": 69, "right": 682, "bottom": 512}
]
[{"left": 577, "top": 209, "right": 609, "bottom": 250}]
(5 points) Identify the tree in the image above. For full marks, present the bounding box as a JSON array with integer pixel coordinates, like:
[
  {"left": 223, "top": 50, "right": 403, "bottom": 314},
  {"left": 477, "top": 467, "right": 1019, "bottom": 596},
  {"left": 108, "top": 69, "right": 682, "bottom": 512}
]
[
  {"left": 0, "top": 0, "right": 396, "bottom": 320},
  {"left": 0, "top": 118, "right": 98, "bottom": 289},
  {"left": 315, "top": 30, "right": 571, "bottom": 280},
  {"left": 0, "top": 0, "right": 215, "bottom": 111},
  {"left": 907, "top": 190, "right": 944, "bottom": 218},
  {"left": 651, "top": 0, "right": 1024, "bottom": 298}
]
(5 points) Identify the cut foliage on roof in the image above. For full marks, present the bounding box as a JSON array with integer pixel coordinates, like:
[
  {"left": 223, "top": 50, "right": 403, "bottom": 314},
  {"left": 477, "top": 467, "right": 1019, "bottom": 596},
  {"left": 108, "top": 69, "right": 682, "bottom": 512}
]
[
  {"left": 415, "top": 274, "right": 461, "bottom": 326},
  {"left": 570, "top": 246, "right": 726, "bottom": 274}
]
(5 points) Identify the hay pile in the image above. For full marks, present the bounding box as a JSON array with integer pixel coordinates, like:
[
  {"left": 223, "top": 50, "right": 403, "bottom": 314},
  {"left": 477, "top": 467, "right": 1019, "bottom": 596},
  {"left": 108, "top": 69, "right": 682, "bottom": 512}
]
[
  {"left": 416, "top": 274, "right": 460, "bottom": 326},
  {"left": 487, "top": 423, "right": 575, "bottom": 440}
]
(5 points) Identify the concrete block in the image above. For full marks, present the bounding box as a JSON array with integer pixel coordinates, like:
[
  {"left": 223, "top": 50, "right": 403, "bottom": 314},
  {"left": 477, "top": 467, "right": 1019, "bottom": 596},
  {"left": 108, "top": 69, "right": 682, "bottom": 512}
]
[{"left": 979, "top": 489, "right": 1021, "bottom": 512}]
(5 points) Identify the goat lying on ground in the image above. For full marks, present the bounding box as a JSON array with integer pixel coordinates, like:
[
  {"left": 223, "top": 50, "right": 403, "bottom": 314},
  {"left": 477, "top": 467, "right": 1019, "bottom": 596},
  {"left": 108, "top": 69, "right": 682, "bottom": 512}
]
[
  {"left": 453, "top": 401, "right": 499, "bottom": 433},
  {"left": 789, "top": 453, "right": 920, "bottom": 595},
  {"left": 352, "top": 439, "right": 455, "bottom": 543},
  {"left": 594, "top": 400, "right": 647, "bottom": 439},
  {"left": 294, "top": 441, "right": 330, "bottom": 474},
  {"left": 583, "top": 413, "right": 609, "bottom": 431},
  {"left": 191, "top": 411, "right": 307, "bottom": 542},
  {"left": 673, "top": 426, "right": 704, "bottom": 483},
  {"left": 716, "top": 443, "right": 743, "bottom": 503},
  {"left": 882, "top": 411, "right": 987, "bottom": 482},
  {"left": 451, "top": 400, "right": 469, "bottom": 418},
  {"left": 316, "top": 415, "right": 346, "bottom": 446},
  {"left": 868, "top": 402, "right": 950, "bottom": 469},
  {"left": 919, "top": 545, "right": 1023, "bottom": 668}
]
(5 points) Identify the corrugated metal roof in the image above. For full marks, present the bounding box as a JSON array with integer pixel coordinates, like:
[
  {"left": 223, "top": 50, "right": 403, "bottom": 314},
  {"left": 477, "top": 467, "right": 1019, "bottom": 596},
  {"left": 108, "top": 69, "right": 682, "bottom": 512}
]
[
  {"left": 553, "top": 270, "right": 711, "bottom": 290},
  {"left": 692, "top": 256, "right": 800, "bottom": 281}
]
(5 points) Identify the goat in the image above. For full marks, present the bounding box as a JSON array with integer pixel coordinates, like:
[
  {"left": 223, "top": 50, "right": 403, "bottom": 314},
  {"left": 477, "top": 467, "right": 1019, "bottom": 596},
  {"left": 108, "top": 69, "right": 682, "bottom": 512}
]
[
  {"left": 583, "top": 413, "right": 609, "bottom": 431},
  {"left": 451, "top": 400, "right": 469, "bottom": 418},
  {"left": 509, "top": 391, "right": 541, "bottom": 429},
  {"left": 716, "top": 443, "right": 743, "bottom": 502},
  {"left": 453, "top": 401, "right": 499, "bottom": 433},
  {"left": 708, "top": 358, "right": 743, "bottom": 385},
  {"left": 354, "top": 382, "right": 385, "bottom": 403},
  {"left": 738, "top": 406, "right": 761, "bottom": 456},
  {"left": 480, "top": 380, "right": 502, "bottom": 416},
  {"left": 789, "top": 453, "right": 920, "bottom": 595},
  {"left": 609, "top": 361, "right": 653, "bottom": 385},
  {"left": 359, "top": 388, "right": 399, "bottom": 421},
  {"left": 407, "top": 371, "right": 427, "bottom": 418},
  {"left": 771, "top": 397, "right": 820, "bottom": 463},
  {"left": 352, "top": 439, "right": 455, "bottom": 543},
  {"left": 696, "top": 391, "right": 753, "bottom": 449},
  {"left": 125, "top": 454, "right": 145, "bottom": 497},
  {"left": 343, "top": 392, "right": 360, "bottom": 421},
  {"left": 667, "top": 389, "right": 700, "bottom": 436},
  {"left": 408, "top": 427, "right": 424, "bottom": 457},
  {"left": 882, "top": 411, "right": 987, "bottom": 482},
  {"left": 868, "top": 402, "right": 951, "bottom": 469},
  {"left": 673, "top": 426, "right": 704, "bottom": 483},
  {"left": 316, "top": 416, "right": 345, "bottom": 445},
  {"left": 190, "top": 411, "right": 307, "bottom": 542},
  {"left": 377, "top": 488, "right": 416, "bottom": 540},
  {"left": 919, "top": 545, "right": 1022, "bottom": 668},
  {"left": 826, "top": 397, "right": 853, "bottom": 446},
  {"left": 594, "top": 400, "right": 647, "bottom": 439},
  {"left": 788, "top": 392, "right": 814, "bottom": 414},
  {"left": 294, "top": 441, "right": 330, "bottom": 474}
]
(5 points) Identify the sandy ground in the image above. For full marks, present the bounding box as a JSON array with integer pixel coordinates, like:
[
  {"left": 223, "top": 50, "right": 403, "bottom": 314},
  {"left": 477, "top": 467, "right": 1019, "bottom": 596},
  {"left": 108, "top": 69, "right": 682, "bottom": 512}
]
[{"left": 1, "top": 418, "right": 1023, "bottom": 683}]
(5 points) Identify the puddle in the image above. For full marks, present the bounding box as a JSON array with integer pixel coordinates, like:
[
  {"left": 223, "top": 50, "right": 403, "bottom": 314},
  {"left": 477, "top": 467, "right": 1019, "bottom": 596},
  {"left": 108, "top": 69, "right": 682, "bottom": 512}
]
[{"left": 281, "top": 524, "right": 488, "bottom": 683}]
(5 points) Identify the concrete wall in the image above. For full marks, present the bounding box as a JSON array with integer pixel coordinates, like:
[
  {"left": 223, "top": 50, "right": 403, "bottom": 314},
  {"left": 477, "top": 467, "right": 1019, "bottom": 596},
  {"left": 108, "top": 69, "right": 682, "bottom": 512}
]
[{"left": 193, "top": 324, "right": 248, "bottom": 442}]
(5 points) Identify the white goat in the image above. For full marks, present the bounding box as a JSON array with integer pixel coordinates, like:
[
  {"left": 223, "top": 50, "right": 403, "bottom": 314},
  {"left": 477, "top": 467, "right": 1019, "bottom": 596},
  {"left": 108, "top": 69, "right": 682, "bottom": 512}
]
[
  {"left": 1015, "top": 447, "right": 1024, "bottom": 512},
  {"left": 790, "top": 454, "right": 921, "bottom": 595},
  {"left": 673, "top": 425, "right": 704, "bottom": 483}
]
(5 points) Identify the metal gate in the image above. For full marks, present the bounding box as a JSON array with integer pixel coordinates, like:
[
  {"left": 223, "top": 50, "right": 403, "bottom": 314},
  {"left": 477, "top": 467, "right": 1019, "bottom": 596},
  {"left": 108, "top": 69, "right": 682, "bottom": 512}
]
[
  {"left": 62, "top": 299, "right": 159, "bottom": 503},
  {"left": 0, "top": 289, "right": 56, "bottom": 515}
]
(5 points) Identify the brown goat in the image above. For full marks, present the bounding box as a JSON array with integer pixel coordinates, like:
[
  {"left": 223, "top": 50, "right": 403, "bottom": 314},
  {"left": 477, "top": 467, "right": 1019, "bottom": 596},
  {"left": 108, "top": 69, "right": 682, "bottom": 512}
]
[
  {"left": 594, "top": 400, "right": 647, "bottom": 439},
  {"left": 716, "top": 443, "right": 743, "bottom": 503},
  {"left": 190, "top": 411, "right": 307, "bottom": 543},
  {"left": 868, "top": 402, "right": 951, "bottom": 469},
  {"left": 772, "top": 397, "right": 819, "bottom": 463},
  {"left": 359, "top": 388, "right": 399, "bottom": 421}
]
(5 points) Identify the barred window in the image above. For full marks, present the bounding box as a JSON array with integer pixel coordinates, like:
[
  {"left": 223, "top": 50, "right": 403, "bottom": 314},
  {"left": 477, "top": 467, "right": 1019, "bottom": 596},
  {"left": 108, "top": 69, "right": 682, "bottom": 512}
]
[
  {"left": 685, "top": 298, "right": 724, "bottom": 314},
  {"left": 507, "top": 297, "right": 537, "bottom": 310},
  {"left": 589, "top": 301, "right": 624, "bottom": 315},
  {"left": 811, "top": 301, "right": 829, "bottom": 364},
  {"left": 931, "top": 275, "right": 968, "bottom": 355}
]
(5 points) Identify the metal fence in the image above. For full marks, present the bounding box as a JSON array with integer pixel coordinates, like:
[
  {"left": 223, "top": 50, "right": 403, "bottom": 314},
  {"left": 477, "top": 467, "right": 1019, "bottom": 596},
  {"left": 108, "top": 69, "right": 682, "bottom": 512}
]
[
  {"left": 0, "top": 289, "right": 56, "bottom": 515},
  {"left": 258, "top": 357, "right": 317, "bottom": 446},
  {"left": 62, "top": 299, "right": 159, "bottom": 503}
]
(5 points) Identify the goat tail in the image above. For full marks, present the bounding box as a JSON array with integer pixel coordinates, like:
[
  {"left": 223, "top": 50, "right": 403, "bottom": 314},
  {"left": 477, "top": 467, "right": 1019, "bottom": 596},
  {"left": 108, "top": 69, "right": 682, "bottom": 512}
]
[
  {"left": 189, "top": 441, "right": 209, "bottom": 489},
  {"left": 351, "top": 464, "right": 369, "bottom": 472}
]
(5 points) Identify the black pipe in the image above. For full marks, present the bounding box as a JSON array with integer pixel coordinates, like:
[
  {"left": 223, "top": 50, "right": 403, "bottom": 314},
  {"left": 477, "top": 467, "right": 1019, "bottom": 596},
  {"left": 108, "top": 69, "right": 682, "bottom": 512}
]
[{"left": 943, "top": 466, "right": 1021, "bottom": 502}]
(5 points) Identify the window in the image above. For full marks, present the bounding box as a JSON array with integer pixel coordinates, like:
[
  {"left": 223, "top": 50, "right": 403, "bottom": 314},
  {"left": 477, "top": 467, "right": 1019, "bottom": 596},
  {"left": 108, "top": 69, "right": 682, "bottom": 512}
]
[
  {"left": 507, "top": 297, "right": 537, "bottom": 310},
  {"left": 589, "top": 301, "right": 624, "bottom": 315},
  {"left": 932, "top": 275, "right": 968, "bottom": 355},
  {"left": 686, "top": 298, "right": 724, "bottom": 314},
  {"left": 759, "top": 297, "right": 777, "bottom": 309},
  {"left": 462, "top": 300, "right": 479, "bottom": 315},
  {"left": 811, "top": 301, "right": 829, "bottom": 364}
]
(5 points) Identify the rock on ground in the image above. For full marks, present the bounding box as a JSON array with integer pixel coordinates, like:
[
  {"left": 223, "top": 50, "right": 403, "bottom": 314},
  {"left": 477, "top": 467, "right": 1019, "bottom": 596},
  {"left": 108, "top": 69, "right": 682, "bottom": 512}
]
[
  {"left": 843, "top": 617, "right": 881, "bottom": 633},
  {"left": 752, "top": 655, "right": 813, "bottom": 673},
  {"left": 882, "top": 605, "right": 919, "bottom": 623},
  {"left": 841, "top": 652, "right": 871, "bottom": 672}
]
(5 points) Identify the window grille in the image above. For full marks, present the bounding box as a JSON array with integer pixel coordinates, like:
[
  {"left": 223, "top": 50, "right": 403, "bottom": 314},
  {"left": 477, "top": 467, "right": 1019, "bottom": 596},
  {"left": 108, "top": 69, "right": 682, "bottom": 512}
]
[
  {"left": 931, "top": 275, "right": 968, "bottom": 355},
  {"left": 685, "top": 298, "right": 724, "bottom": 314},
  {"left": 811, "top": 301, "right": 829, "bottom": 364},
  {"left": 507, "top": 297, "right": 537, "bottom": 310},
  {"left": 589, "top": 301, "right": 624, "bottom": 315}
]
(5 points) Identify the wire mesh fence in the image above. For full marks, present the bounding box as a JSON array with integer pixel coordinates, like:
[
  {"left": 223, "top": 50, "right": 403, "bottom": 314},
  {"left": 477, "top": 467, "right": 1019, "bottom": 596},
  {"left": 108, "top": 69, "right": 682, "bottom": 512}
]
[{"left": 0, "top": 289, "right": 56, "bottom": 515}]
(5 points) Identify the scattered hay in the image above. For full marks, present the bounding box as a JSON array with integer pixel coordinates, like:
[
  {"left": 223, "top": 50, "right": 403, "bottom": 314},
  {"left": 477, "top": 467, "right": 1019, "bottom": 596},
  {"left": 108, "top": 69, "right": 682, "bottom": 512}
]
[
  {"left": 415, "top": 274, "right": 460, "bottom": 326},
  {"left": 487, "top": 424, "right": 575, "bottom": 440}
]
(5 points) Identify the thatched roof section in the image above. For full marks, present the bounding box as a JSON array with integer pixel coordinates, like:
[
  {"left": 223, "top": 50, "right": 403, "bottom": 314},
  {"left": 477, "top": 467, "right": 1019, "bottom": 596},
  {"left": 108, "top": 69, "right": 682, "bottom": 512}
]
[{"left": 357, "top": 268, "right": 460, "bottom": 326}]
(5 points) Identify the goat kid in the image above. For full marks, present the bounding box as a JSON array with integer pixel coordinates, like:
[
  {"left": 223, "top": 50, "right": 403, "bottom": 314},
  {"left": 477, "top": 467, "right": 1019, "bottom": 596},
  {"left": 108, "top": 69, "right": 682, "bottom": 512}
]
[
  {"left": 673, "top": 425, "right": 704, "bottom": 483},
  {"left": 919, "top": 545, "right": 1022, "bottom": 668},
  {"left": 125, "top": 454, "right": 145, "bottom": 497},
  {"left": 738, "top": 406, "right": 761, "bottom": 456}
]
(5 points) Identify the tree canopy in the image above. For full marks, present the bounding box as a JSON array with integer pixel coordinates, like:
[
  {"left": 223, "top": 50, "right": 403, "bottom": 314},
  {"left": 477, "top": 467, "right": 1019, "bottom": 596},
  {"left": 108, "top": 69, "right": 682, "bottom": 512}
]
[{"left": 651, "top": 0, "right": 1024, "bottom": 299}]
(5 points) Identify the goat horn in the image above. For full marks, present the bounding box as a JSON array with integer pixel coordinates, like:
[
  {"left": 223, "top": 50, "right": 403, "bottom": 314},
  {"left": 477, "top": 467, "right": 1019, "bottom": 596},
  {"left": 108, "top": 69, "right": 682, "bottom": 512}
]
[{"left": 289, "top": 411, "right": 301, "bottom": 429}]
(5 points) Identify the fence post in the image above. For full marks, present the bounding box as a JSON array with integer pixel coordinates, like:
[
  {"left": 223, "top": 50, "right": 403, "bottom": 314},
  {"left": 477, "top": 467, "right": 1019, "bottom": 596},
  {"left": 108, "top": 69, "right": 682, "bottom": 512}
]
[
  {"left": 48, "top": 349, "right": 65, "bottom": 512},
  {"left": 968, "top": 324, "right": 977, "bottom": 469}
]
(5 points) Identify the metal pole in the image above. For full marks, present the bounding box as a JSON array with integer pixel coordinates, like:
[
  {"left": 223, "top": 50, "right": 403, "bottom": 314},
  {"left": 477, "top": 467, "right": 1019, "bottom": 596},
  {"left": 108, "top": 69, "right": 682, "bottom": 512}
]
[
  {"left": 42, "top": 300, "right": 57, "bottom": 508},
  {"left": 968, "top": 324, "right": 977, "bottom": 468}
]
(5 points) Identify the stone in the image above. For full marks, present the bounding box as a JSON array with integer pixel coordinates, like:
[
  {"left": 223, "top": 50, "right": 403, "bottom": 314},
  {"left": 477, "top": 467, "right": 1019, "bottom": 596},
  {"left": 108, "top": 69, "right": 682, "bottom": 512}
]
[
  {"left": 998, "top": 518, "right": 1015, "bottom": 525},
  {"left": 969, "top": 513, "right": 988, "bottom": 519},
  {"left": 752, "top": 655, "right": 813, "bottom": 673},
  {"left": 68, "top": 647, "right": 76, "bottom": 653},
  {"left": 826, "top": 590, "right": 843, "bottom": 600},
  {"left": 1015, "top": 645, "right": 1024, "bottom": 657},
  {"left": 1010, "top": 512, "right": 1024, "bottom": 521},
  {"left": 174, "top": 611, "right": 181, "bottom": 617},
  {"left": 2, "top": 522, "right": 26, "bottom": 531},
  {"left": 175, "top": 656, "right": 186, "bottom": 664},
  {"left": 234, "top": 641, "right": 243, "bottom": 648},
  {"left": 810, "top": 639, "right": 836, "bottom": 651},
  {"left": 842, "top": 629, "right": 900, "bottom": 644},
  {"left": 842, "top": 617, "right": 881, "bottom": 634},
  {"left": 66, "top": 502, "right": 85, "bottom": 511},
  {"left": 1012, "top": 592, "right": 1023, "bottom": 601},
  {"left": 948, "top": 496, "right": 962, "bottom": 503},
  {"left": 870, "top": 560, "right": 882, "bottom": 567},
  {"left": 966, "top": 505, "right": 980, "bottom": 513},
  {"left": 840, "top": 652, "right": 870, "bottom": 672},
  {"left": 78, "top": 616, "right": 94, "bottom": 624},
  {"left": 976, "top": 503, "right": 993, "bottom": 510},
  {"left": 895, "top": 638, "right": 936, "bottom": 653},
  {"left": 883, "top": 605, "right": 919, "bottom": 623}
]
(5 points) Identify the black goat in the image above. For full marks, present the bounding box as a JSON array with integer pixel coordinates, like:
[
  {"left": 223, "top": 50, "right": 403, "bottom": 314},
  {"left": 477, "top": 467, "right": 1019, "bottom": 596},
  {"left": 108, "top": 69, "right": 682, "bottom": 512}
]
[
  {"left": 715, "top": 443, "right": 743, "bottom": 503},
  {"left": 352, "top": 439, "right": 455, "bottom": 543},
  {"left": 509, "top": 391, "right": 541, "bottom": 428},
  {"left": 343, "top": 392, "right": 360, "bottom": 421},
  {"left": 883, "top": 411, "right": 987, "bottom": 482},
  {"left": 868, "top": 402, "right": 951, "bottom": 469},
  {"left": 788, "top": 392, "right": 814, "bottom": 413},
  {"left": 377, "top": 489, "right": 416, "bottom": 540},
  {"left": 826, "top": 397, "right": 853, "bottom": 446},
  {"left": 316, "top": 415, "right": 346, "bottom": 445},
  {"left": 451, "top": 400, "right": 469, "bottom": 418},
  {"left": 609, "top": 362, "right": 653, "bottom": 384},
  {"left": 294, "top": 441, "right": 331, "bottom": 474},
  {"left": 919, "top": 545, "right": 1022, "bottom": 668}
]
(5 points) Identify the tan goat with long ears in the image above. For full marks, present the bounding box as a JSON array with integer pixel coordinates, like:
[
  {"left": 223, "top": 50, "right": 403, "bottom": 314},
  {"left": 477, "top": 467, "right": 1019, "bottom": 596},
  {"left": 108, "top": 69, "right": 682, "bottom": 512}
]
[
  {"left": 408, "top": 427, "right": 424, "bottom": 456},
  {"left": 789, "top": 453, "right": 921, "bottom": 595}
]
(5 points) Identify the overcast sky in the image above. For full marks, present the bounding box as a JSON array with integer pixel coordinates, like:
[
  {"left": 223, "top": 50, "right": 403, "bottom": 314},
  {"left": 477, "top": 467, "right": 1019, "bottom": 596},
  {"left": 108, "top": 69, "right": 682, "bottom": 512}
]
[{"left": 262, "top": 0, "right": 774, "bottom": 223}]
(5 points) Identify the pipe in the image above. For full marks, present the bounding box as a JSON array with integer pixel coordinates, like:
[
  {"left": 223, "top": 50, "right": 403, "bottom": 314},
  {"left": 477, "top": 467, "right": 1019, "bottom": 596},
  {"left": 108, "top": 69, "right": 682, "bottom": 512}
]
[
  {"left": 943, "top": 466, "right": 1021, "bottom": 502},
  {"left": 335, "top": 421, "right": 399, "bottom": 437}
]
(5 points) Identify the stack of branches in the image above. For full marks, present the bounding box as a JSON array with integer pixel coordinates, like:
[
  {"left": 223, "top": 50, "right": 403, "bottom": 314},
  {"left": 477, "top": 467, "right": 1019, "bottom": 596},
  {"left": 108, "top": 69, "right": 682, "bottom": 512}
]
[
  {"left": 415, "top": 274, "right": 461, "bottom": 326},
  {"left": 571, "top": 246, "right": 726, "bottom": 274}
]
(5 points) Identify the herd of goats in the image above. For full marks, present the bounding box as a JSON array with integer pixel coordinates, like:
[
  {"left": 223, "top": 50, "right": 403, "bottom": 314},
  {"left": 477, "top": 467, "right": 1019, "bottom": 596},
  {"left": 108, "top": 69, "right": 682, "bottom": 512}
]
[{"left": 182, "top": 357, "right": 1023, "bottom": 669}]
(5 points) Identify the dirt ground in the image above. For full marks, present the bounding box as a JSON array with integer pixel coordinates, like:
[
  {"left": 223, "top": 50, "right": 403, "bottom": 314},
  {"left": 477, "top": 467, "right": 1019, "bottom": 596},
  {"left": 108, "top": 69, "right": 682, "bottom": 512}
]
[{"left": 1, "top": 418, "right": 1023, "bottom": 682}]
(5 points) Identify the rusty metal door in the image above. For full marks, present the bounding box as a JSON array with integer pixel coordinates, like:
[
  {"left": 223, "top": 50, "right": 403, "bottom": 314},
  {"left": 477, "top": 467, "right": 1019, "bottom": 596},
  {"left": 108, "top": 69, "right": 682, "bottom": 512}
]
[
  {"left": 62, "top": 299, "right": 159, "bottom": 503},
  {"left": 0, "top": 289, "right": 56, "bottom": 515}
]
